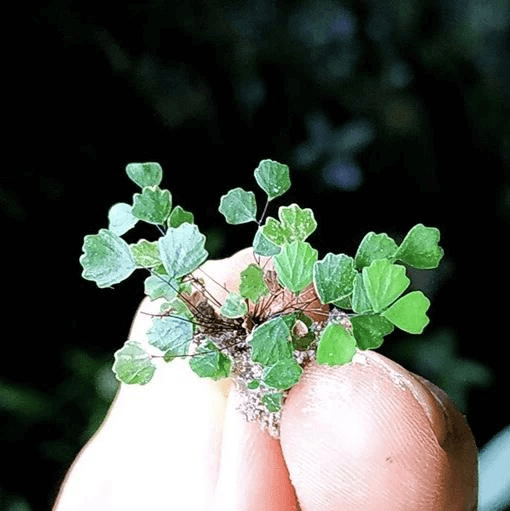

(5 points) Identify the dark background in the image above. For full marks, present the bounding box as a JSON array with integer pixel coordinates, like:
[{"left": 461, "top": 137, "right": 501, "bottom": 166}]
[{"left": 3, "top": 0, "right": 510, "bottom": 509}]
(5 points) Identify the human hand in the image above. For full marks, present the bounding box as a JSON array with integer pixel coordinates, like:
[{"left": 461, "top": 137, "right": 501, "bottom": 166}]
[{"left": 54, "top": 248, "right": 477, "bottom": 511}]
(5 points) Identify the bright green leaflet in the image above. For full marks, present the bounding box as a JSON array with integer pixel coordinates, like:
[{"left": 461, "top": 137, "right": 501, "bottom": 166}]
[
  {"left": 132, "top": 186, "right": 172, "bottom": 225},
  {"left": 262, "top": 392, "right": 283, "bottom": 412},
  {"left": 351, "top": 315, "right": 394, "bottom": 350},
  {"left": 250, "top": 317, "right": 293, "bottom": 367},
  {"left": 80, "top": 229, "right": 136, "bottom": 288},
  {"left": 158, "top": 223, "right": 208, "bottom": 278},
  {"left": 262, "top": 204, "right": 317, "bottom": 246},
  {"left": 130, "top": 240, "right": 161, "bottom": 268},
  {"left": 126, "top": 162, "right": 163, "bottom": 188},
  {"left": 395, "top": 224, "right": 444, "bottom": 269},
  {"left": 147, "top": 315, "right": 194, "bottom": 360},
  {"left": 316, "top": 323, "right": 357, "bottom": 366},
  {"left": 382, "top": 291, "right": 430, "bottom": 333},
  {"left": 273, "top": 241, "right": 318, "bottom": 295},
  {"left": 144, "top": 274, "right": 179, "bottom": 301},
  {"left": 253, "top": 228, "right": 281, "bottom": 256},
  {"left": 263, "top": 358, "right": 302, "bottom": 390},
  {"left": 113, "top": 341, "right": 156, "bottom": 385},
  {"left": 239, "top": 263, "right": 269, "bottom": 304},
  {"left": 108, "top": 202, "right": 138, "bottom": 236},
  {"left": 220, "top": 292, "right": 248, "bottom": 318},
  {"left": 355, "top": 232, "right": 398, "bottom": 270},
  {"left": 168, "top": 206, "right": 194, "bottom": 228},
  {"left": 254, "top": 159, "right": 291, "bottom": 200},
  {"left": 219, "top": 188, "right": 257, "bottom": 224},
  {"left": 313, "top": 253, "right": 357, "bottom": 303},
  {"left": 362, "top": 259, "right": 410, "bottom": 313},
  {"left": 189, "top": 341, "right": 231, "bottom": 380}
]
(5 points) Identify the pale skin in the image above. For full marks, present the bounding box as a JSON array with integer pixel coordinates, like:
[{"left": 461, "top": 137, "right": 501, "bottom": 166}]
[{"left": 54, "top": 248, "right": 478, "bottom": 511}]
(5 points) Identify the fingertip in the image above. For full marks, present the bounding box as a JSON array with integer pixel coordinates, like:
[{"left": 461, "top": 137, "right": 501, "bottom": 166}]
[{"left": 280, "top": 351, "right": 477, "bottom": 511}]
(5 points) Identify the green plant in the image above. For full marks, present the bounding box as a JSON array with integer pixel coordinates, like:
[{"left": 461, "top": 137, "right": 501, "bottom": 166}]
[{"left": 80, "top": 160, "right": 443, "bottom": 427}]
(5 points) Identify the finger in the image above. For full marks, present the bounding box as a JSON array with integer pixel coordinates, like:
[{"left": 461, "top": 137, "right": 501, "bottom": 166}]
[
  {"left": 212, "top": 383, "right": 299, "bottom": 511},
  {"left": 55, "top": 297, "right": 230, "bottom": 511},
  {"left": 280, "top": 350, "right": 478, "bottom": 511}
]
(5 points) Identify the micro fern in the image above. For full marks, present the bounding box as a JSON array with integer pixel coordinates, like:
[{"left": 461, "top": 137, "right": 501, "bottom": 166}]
[{"left": 80, "top": 160, "right": 443, "bottom": 413}]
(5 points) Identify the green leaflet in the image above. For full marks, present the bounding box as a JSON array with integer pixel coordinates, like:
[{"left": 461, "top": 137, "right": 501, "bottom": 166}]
[
  {"left": 239, "top": 263, "right": 269, "bottom": 304},
  {"left": 263, "top": 358, "right": 303, "bottom": 390},
  {"left": 220, "top": 292, "right": 248, "bottom": 318},
  {"left": 126, "top": 162, "right": 163, "bottom": 188},
  {"left": 254, "top": 159, "right": 291, "bottom": 200},
  {"left": 262, "top": 392, "right": 283, "bottom": 412},
  {"left": 189, "top": 341, "right": 231, "bottom": 380},
  {"left": 355, "top": 232, "right": 398, "bottom": 270},
  {"left": 158, "top": 223, "right": 208, "bottom": 278},
  {"left": 147, "top": 315, "right": 194, "bottom": 360},
  {"left": 395, "top": 224, "right": 444, "bottom": 269},
  {"left": 80, "top": 229, "right": 136, "bottom": 288},
  {"left": 313, "top": 253, "right": 356, "bottom": 304},
  {"left": 219, "top": 188, "right": 257, "bottom": 224},
  {"left": 108, "top": 202, "right": 138, "bottom": 236},
  {"left": 351, "top": 314, "right": 394, "bottom": 350},
  {"left": 316, "top": 323, "right": 357, "bottom": 366},
  {"left": 273, "top": 241, "right": 318, "bottom": 294},
  {"left": 262, "top": 204, "right": 317, "bottom": 246},
  {"left": 113, "top": 341, "right": 156, "bottom": 385},
  {"left": 250, "top": 317, "right": 293, "bottom": 367},
  {"left": 253, "top": 228, "right": 281, "bottom": 256},
  {"left": 132, "top": 186, "right": 172, "bottom": 225},
  {"left": 168, "top": 206, "right": 194, "bottom": 228},
  {"left": 362, "top": 259, "right": 410, "bottom": 313},
  {"left": 144, "top": 274, "right": 179, "bottom": 301},
  {"left": 130, "top": 240, "right": 161, "bottom": 268},
  {"left": 382, "top": 291, "right": 430, "bottom": 334}
]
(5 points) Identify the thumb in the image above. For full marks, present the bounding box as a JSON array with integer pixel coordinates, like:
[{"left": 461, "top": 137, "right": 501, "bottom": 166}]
[{"left": 280, "top": 350, "right": 477, "bottom": 511}]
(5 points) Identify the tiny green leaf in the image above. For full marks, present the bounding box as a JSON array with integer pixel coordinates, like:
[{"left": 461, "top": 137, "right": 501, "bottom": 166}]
[
  {"left": 168, "top": 206, "right": 194, "bottom": 228},
  {"left": 220, "top": 292, "right": 248, "bottom": 318},
  {"left": 130, "top": 239, "right": 161, "bottom": 268},
  {"left": 144, "top": 274, "right": 179, "bottom": 301},
  {"left": 382, "top": 291, "right": 431, "bottom": 334},
  {"left": 395, "top": 224, "right": 444, "bottom": 269},
  {"left": 316, "top": 323, "right": 357, "bottom": 366},
  {"left": 247, "top": 379, "right": 260, "bottom": 389},
  {"left": 147, "top": 315, "right": 194, "bottom": 360},
  {"left": 263, "top": 358, "right": 303, "bottom": 390},
  {"left": 132, "top": 186, "right": 172, "bottom": 225},
  {"left": 239, "top": 263, "right": 269, "bottom": 304},
  {"left": 313, "top": 253, "right": 357, "bottom": 304},
  {"left": 80, "top": 229, "right": 136, "bottom": 288},
  {"left": 254, "top": 159, "right": 291, "bottom": 200},
  {"left": 158, "top": 223, "right": 208, "bottom": 278},
  {"left": 262, "top": 392, "right": 283, "bottom": 412},
  {"left": 355, "top": 232, "right": 399, "bottom": 270},
  {"left": 219, "top": 188, "right": 257, "bottom": 224},
  {"left": 108, "top": 202, "right": 138, "bottom": 236},
  {"left": 273, "top": 241, "right": 318, "bottom": 295},
  {"left": 362, "top": 259, "right": 410, "bottom": 313},
  {"left": 189, "top": 341, "right": 231, "bottom": 380},
  {"left": 351, "top": 315, "right": 395, "bottom": 350},
  {"left": 253, "top": 228, "right": 281, "bottom": 256},
  {"left": 113, "top": 340, "right": 155, "bottom": 385},
  {"left": 126, "top": 162, "right": 163, "bottom": 188},
  {"left": 250, "top": 317, "right": 293, "bottom": 367},
  {"left": 261, "top": 204, "right": 317, "bottom": 246}
]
